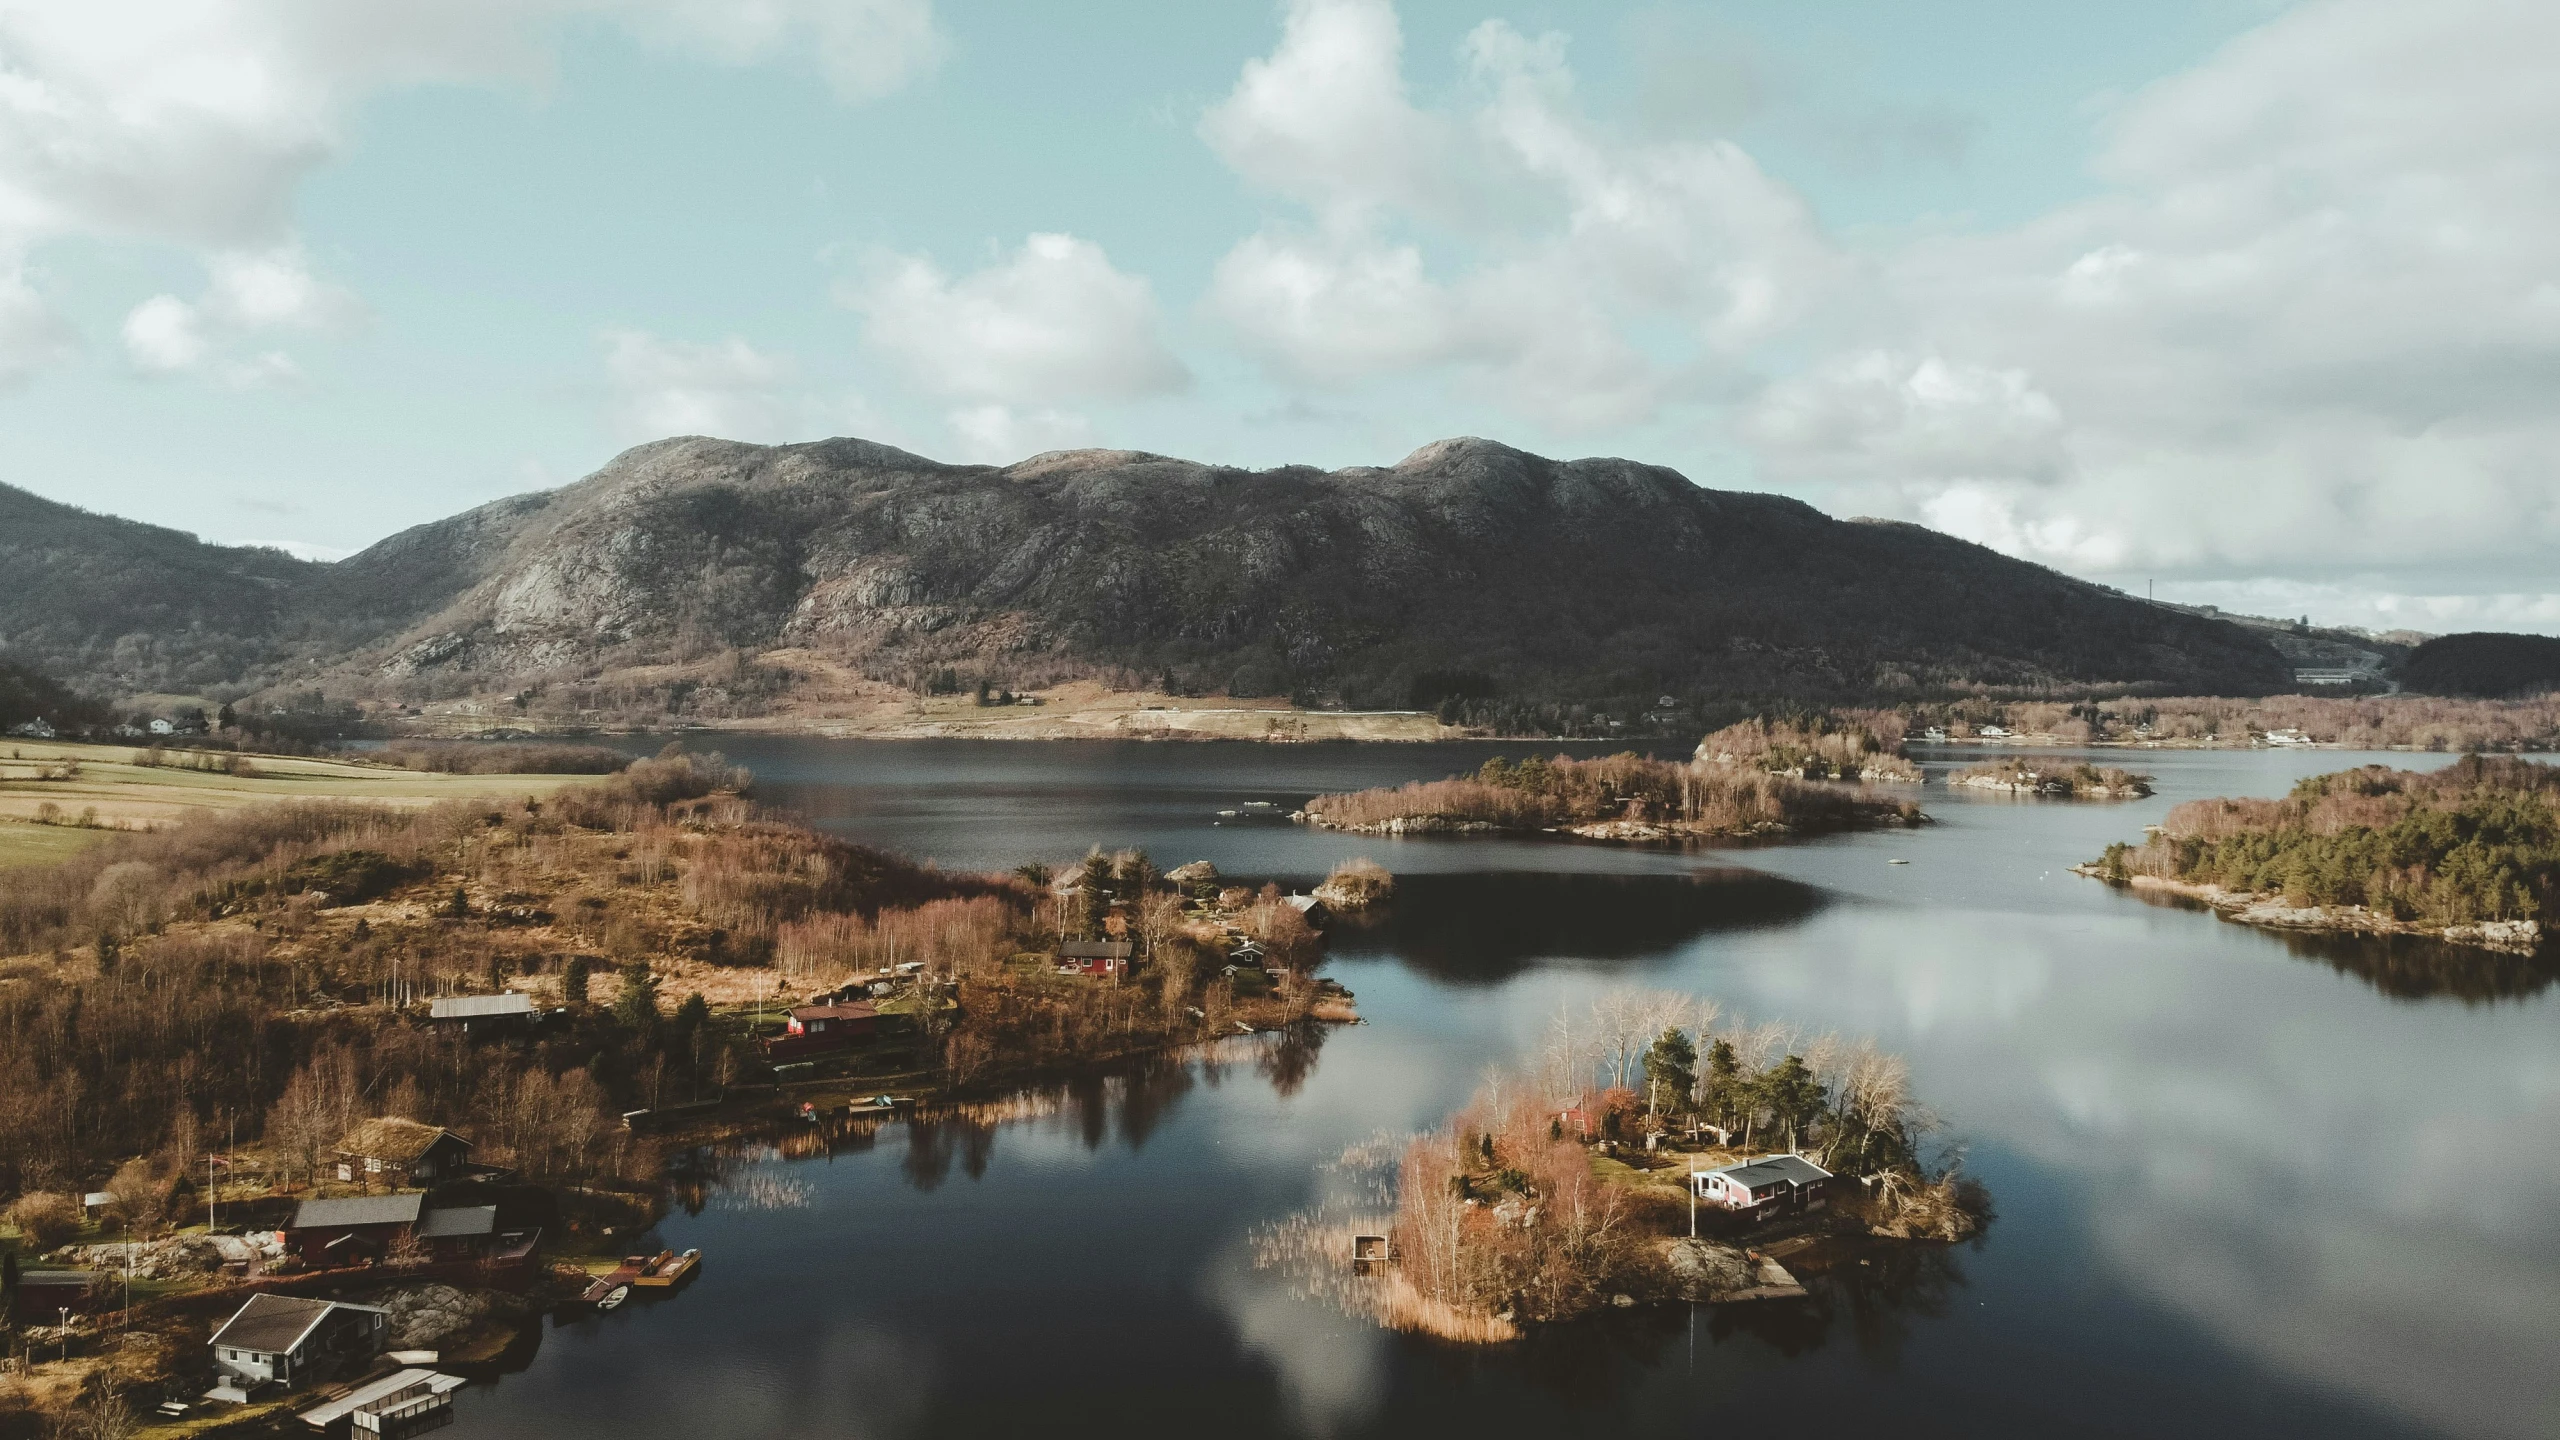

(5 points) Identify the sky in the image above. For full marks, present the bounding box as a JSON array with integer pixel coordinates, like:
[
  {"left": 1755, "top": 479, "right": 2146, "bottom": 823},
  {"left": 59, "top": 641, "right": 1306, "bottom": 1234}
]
[{"left": 2, "top": 0, "right": 2555, "bottom": 635}]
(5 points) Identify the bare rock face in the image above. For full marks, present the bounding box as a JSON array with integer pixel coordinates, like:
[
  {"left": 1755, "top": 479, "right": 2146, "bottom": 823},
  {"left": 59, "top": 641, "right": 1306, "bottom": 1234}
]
[
  {"left": 0, "top": 434, "right": 2295, "bottom": 707},
  {"left": 1661, "top": 1238, "right": 1808, "bottom": 1302},
  {"left": 381, "top": 1283, "right": 491, "bottom": 1348}
]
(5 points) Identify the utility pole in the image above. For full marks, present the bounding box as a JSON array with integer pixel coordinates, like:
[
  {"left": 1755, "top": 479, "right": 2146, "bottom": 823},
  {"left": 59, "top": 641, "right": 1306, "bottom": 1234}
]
[{"left": 1689, "top": 1165, "right": 1700, "bottom": 1239}]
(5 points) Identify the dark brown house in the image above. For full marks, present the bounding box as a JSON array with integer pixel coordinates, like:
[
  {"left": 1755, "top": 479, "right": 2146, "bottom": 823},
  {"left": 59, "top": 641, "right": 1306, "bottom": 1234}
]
[
  {"left": 283, "top": 1193, "right": 426, "bottom": 1267},
  {"left": 333, "top": 1118, "right": 472, "bottom": 1187},
  {"left": 763, "top": 1002, "right": 879, "bottom": 1062}
]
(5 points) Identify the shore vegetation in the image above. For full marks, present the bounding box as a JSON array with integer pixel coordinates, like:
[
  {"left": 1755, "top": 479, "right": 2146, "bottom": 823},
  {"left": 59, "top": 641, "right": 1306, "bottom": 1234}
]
[
  {"left": 1693, "top": 713, "right": 1921, "bottom": 782},
  {"left": 1954, "top": 760, "right": 2152, "bottom": 798},
  {"left": 2090, "top": 756, "right": 2558, "bottom": 949},
  {"left": 1301, "top": 752, "right": 1920, "bottom": 841}
]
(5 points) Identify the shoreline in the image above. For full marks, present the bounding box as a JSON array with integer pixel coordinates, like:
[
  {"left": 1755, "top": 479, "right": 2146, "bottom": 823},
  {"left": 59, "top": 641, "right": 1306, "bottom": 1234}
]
[{"left": 2072, "top": 867, "right": 2544, "bottom": 954}]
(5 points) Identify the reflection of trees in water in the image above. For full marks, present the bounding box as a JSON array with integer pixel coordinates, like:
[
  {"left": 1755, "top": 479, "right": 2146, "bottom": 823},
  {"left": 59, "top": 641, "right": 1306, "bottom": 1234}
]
[
  {"left": 1256, "top": 1021, "right": 1331, "bottom": 1098},
  {"left": 727, "top": 1039, "right": 1288, "bottom": 1193},
  {"left": 1462, "top": 1240, "right": 1975, "bottom": 1397},
  {"left": 2270, "top": 930, "right": 2556, "bottom": 1002},
  {"left": 2122, "top": 886, "right": 2557, "bottom": 1000},
  {"left": 1339, "top": 871, "right": 1824, "bottom": 983}
]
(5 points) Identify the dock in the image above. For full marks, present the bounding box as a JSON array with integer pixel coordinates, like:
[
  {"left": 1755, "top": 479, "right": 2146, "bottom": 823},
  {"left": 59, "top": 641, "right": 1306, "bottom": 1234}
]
[{"left": 299, "top": 1368, "right": 465, "bottom": 1435}]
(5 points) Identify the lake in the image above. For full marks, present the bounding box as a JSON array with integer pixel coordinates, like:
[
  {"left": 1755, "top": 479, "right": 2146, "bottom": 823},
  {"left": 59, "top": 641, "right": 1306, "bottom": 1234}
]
[{"left": 457, "top": 739, "right": 2558, "bottom": 1439}]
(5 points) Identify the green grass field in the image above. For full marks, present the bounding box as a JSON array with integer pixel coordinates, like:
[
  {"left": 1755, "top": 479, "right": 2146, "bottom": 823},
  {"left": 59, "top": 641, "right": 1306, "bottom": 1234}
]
[{"left": 0, "top": 740, "right": 597, "bottom": 870}]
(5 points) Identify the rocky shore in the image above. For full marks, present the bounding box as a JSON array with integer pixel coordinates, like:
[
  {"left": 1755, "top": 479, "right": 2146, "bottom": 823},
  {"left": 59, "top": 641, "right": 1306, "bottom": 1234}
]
[{"left": 2075, "top": 868, "right": 2544, "bottom": 954}]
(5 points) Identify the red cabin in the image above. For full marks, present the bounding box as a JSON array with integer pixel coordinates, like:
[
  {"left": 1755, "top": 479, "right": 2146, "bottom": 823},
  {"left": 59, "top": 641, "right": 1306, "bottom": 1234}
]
[{"left": 763, "top": 1002, "right": 878, "bottom": 1061}]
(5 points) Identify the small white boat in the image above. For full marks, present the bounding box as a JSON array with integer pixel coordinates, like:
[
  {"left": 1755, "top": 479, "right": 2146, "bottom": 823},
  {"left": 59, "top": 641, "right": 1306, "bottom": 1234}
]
[
  {"left": 1887, "top": 858, "right": 1911, "bottom": 865},
  {"left": 595, "top": 1285, "right": 630, "bottom": 1310}
]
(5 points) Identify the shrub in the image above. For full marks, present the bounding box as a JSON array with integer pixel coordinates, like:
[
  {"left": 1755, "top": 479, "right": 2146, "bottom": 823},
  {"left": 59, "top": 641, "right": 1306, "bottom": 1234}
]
[{"left": 7, "top": 1191, "right": 81, "bottom": 1250}]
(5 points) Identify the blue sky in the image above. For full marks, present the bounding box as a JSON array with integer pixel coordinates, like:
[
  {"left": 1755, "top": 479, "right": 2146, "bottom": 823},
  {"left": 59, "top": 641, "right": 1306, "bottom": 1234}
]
[{"left": 4, "top": 1, "right": 2554, "bottom": 634}]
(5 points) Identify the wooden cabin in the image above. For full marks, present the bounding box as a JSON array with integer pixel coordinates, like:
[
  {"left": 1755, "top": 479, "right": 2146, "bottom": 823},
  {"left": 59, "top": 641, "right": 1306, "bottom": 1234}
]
[
  {"left": 333, "top": 1118, "right": 473, "bottom": 1187},
  {"left": 763, "top": 1001, "right": 879, "bottom": 1061},
  {"left": 284, "top": 1193, "right": 426, "bottom": 1267},
  {"left": 1056, "top": 939, "right": 1133, "bottom": 977}
]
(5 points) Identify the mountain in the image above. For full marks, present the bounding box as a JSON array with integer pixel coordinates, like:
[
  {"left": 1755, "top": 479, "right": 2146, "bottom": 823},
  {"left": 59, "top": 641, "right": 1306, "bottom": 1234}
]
[
  {"left": 0, "top": 436, "right": 2292, "bottom": 714},
  {"left": 2401, "top": 633, "right": 2560, "bottom": 698}
]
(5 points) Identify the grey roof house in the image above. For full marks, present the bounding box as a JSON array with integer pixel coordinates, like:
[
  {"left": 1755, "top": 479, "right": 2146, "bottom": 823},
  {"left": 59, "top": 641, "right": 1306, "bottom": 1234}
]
[{"left": 206, "top": 1294, "right": 387, "bottom": 1401}]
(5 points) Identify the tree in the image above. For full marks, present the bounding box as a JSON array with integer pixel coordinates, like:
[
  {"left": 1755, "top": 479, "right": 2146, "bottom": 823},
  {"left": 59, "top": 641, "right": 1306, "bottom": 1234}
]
[
  {"left": 216, "top": 702, "right": 237, "bottom": 731},
  {"left": 615, "top": 960, "right": 661, "bottom": 1040},
  {"left": 1759, "top": 1055, "right": 1827, "bottom": 1154},
  {"left": 1075, "top": 850, "right": 1115, "bottom": 939},
  {"left": 1699, "top": 1039, "right": 1742, "bottom": 1128},
  {"left": 1641, "top": 1027, "right": 1695, "bottom": 1116},
  {"left": 446, "top": 886, "right": 469, "bottom": 919},
  {"left": 563, "top": 955, "right": 590, "bottom": 1007}
]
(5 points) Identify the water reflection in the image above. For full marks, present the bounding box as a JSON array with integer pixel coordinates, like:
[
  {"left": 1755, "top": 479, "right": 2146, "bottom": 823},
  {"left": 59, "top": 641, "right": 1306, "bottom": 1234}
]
[
  {"left": 1335, "top": 870, "right": 1823, "bottom": 982},
  {"left": 445, "top": 741, "right": 2556, "bottom": 1440}
]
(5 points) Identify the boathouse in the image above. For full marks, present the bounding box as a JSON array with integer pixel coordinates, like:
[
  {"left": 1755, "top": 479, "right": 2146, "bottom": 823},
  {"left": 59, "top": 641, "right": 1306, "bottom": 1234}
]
[
  {"left": 1692, "top": 1154, "right": 1835, "bottom": 1217},
  {"left": 428, "top": 992, "right": 537, "bottom": 1032},
  {"left": 284, "top": 1193, "right": 425, "bottom": 1266},
  {"left": 334, "top": 1118, "right": 474, "bottom": 1187},
  {"left": 207, "top": 1294, "right": 388, "bottom": 1400}
]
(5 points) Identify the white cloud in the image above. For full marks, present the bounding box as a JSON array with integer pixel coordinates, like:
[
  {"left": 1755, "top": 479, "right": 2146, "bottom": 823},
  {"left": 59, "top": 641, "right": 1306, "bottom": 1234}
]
[
  {"left": 602, "top": 329, "right": 799, "bottom": 442},
  {"left": 944, "top": 404, "right": 1101, "bottom": 464},
  {"left": 0, "top": 0, "right": 942, "bottom": 386},
  {"left": 1200, "top": 0, "right": 1835, "bottom": 431},
  {"left": 117, "top": 243, "right": 354, "bottom": 379},
  {"left": 1745, "top": 0, "right": 2560, "bottom": 625},
  {"left": 842, "top": 232, "right": 1190, "bottom": 406},
  {"left": 120, "top": 294, "right": 207, "bottom": 375}
]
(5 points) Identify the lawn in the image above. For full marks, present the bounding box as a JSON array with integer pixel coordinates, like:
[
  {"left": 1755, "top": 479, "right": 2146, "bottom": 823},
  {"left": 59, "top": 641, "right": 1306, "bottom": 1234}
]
[{"left": 0, "top": 741, "right": 599, "bottom": 869}]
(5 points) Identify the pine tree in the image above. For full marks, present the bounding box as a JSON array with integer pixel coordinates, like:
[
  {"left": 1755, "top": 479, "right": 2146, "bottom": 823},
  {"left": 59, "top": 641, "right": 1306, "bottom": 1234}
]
[
  {"left": 563, "top": 955, "right": 590, "bottom": 1007},
  {"left": 1642, "top": 1026, "right": 1696, "bottom": 1115}
]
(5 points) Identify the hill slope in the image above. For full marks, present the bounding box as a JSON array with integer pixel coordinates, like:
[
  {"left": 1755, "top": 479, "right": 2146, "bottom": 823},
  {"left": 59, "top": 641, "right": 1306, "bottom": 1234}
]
[
  {"left": 3, "top": 437, "right": 2291, "bottom": 712},
  {"left": 2402, "top": 633, "right": 2560, "bottom": 698}
]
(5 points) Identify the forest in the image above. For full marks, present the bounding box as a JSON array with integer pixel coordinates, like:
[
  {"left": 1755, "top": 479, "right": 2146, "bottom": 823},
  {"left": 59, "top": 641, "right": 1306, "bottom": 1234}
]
[{"left": 2096, "top": 756, "right": 2560, "bottom": 925}]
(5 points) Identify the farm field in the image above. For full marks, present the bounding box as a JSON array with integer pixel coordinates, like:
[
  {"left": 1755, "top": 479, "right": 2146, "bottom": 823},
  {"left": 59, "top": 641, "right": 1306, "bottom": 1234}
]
[{"left": 0, "top": 741, "right": 590, "bottom": 868}]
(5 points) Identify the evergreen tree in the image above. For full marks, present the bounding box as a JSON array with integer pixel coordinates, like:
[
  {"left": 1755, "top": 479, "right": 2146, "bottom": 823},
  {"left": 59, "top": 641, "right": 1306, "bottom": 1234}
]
[
  {"left": 615, "top": 960, "right": 661, "bottom": 1040},
  {"left": 1759, "top": 1055, "right": 1827, "bottom": 1154},
  {"left": 1642, "top": 1026, "right": 1696, "bottom": 1115},
  {"left": 563, "top": 955, "right": 590, "bottom": 1007},
  {"left": 1702, "top": 1038, "right": 1741, "bottom": 1125}
]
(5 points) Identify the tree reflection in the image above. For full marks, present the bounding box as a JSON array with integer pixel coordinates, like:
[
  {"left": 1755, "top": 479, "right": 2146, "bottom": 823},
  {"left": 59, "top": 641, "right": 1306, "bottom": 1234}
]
[
  {"left": 2121, "top": 885, "right": 2558, "bottom": 1000},
  {"left": 1338, "top": 872, "right": 1825, "bottom": 983}
]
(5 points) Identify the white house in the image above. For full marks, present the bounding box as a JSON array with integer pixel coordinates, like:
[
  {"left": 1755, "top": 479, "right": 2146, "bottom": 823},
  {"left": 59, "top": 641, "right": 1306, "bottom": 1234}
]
[
  {"left": 148, "top": 718, "right": 175, "bottom": 735},
  {"left": 206, "top": 1294, "right": 388, "bottom": 1401},
  {"left": 7, "top": 717, "right": 54, "bottom": 739},
  {"left": 1691, "top": 1154, "right": 1836, "bottom": 1217}
]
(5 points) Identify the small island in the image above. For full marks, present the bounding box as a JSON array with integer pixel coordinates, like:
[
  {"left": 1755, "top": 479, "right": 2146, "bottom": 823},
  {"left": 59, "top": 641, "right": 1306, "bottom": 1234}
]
[
  {"left": 1300, "top": 751, "right": 1922, "bottom": 843},
  {"left": 1257, "top": 991, "right": 1988, "bottom": 1342},
  {"left": 2079, "top": 755, "right": 2557, "bottom": 953},
  {"left": 1954, "top": 760, "right": 2153, "bottom": 798}
]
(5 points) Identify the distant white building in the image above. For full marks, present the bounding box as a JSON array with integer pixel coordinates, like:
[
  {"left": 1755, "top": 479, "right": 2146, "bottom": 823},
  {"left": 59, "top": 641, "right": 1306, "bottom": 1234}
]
[
  {"left": 7, "top": 717, "right": 53, "bottom": 739},
  {"left": 148, "top": 718, "right": 175, "bottom": 735}
]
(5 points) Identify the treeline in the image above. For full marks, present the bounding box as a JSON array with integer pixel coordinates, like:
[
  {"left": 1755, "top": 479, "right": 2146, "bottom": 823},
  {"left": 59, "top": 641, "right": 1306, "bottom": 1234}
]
[
  {"left": 2098, "top": 756, "right": 2560, "bottom": 924},
  {"left": 368, "top": 740, "right": 633, "bottom": 775},
  {"left": 1908, "top": 694, "right": 2560, "bottom": 750},
  {"left": 1302, "top": 752, "right": 1920, "bottom": 835}
]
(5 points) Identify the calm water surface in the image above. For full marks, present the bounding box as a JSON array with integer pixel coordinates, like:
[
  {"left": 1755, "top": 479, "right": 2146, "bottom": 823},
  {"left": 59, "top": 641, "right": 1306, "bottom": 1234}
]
[{"left": 455, "top": 740, "right": 2557, "bottom": 1439}]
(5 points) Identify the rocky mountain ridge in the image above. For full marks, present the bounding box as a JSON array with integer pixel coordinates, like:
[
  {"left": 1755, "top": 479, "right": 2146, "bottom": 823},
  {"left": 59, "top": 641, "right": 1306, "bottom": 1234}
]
[{"left": 0, "top": 435, "right": 2293, "bottom": 715}]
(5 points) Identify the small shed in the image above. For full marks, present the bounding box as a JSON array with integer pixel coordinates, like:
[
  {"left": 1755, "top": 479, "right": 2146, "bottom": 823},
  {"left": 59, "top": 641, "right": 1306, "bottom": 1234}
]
[
  {"left": 1056, "top": 939, "right": 1133, "bottom": 977},
  {"left": 207, "top": 1294, "right": 388, "bottom": 1400},
  {"left": 10, "top": 1269, "right": 110, "bottom": 1324},
  {"left": 428, "top": 992, "right": 536, "bottom": 1032},
  {"left": 1692, "top": 1154, "right": 1835, "bottom": 1217},
  {"left": 415, "top": 1204, "right": 499, "bottom": 1261},
  {"left": 334, "top": 1118, "right": 473, "bottom": 1187}
]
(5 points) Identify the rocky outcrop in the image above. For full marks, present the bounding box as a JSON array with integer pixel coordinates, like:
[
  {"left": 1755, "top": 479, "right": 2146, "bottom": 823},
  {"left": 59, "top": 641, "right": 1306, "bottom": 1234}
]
[
  {"left": 380, "top": 1283, "right": 494, "bottom": 1349},
  {"left": 52, "top": 1232, "right": 281, "bottom": 1279},
  {"left": 1660, "top": 1239, "right": 1807, "bottom": 1303}
]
